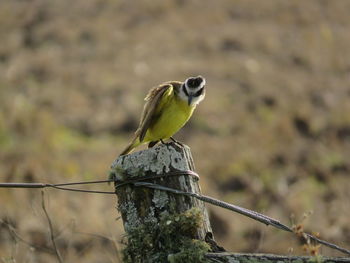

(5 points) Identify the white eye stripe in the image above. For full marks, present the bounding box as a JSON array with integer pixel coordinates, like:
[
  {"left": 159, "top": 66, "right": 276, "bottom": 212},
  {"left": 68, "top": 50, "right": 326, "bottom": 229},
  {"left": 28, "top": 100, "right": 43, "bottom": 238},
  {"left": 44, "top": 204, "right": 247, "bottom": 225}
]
[
  {"left": 184, "top": 82, "right": 205, "bottom": 93},
  {"left": 184, "top": 76, "right": 206, "bottom": 90},
  {"left": 192, "top": 87, "right": 204, "bottom": 97}
]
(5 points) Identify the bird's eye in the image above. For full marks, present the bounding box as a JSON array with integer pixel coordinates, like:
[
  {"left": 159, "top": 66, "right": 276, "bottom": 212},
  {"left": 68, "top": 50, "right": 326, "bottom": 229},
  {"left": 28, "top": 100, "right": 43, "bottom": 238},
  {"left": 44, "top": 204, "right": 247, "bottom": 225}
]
[{"left": 194, "top": 87, "right": 204, "bottom": 97}]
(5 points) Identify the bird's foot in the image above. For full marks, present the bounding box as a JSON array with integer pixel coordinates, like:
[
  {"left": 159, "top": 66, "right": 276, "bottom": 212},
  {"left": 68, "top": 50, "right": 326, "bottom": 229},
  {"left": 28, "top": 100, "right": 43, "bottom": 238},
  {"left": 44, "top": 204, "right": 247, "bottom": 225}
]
[
  {"left": 148, "top": 141, "right": 159, "bottom": 148},
  {"left": 170, "top": 137, "right": 185, "bottom": 147}
]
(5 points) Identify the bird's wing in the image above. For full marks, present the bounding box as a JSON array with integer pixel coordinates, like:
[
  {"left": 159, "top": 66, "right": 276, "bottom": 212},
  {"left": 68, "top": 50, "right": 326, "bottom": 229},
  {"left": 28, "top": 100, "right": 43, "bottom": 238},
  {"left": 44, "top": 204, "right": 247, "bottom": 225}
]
[{"left": 136, "top": 83, "right": 173, "bottom": 141}]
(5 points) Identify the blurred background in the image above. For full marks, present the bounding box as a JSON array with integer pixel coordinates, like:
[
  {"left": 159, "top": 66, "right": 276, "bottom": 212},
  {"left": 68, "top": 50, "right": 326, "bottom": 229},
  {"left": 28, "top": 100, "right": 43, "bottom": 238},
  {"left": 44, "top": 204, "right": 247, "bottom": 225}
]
[{"left": 1, "top": 0, "right": 350, "bottom": 262}]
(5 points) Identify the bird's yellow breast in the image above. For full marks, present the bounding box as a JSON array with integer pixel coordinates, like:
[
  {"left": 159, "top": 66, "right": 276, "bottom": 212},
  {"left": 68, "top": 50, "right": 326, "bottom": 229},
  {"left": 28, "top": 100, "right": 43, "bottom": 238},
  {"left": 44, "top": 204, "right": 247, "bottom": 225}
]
[{"left": 144, "top": 88, "right": 195, "bottom": 142}]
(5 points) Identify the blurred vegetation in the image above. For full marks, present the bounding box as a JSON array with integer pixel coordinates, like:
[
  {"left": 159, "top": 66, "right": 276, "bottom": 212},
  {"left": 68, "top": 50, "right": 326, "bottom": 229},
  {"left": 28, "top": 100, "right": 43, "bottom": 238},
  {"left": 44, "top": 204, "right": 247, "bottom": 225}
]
[{"left": 1, "top": 0, "right": 350, "bottom": 262}]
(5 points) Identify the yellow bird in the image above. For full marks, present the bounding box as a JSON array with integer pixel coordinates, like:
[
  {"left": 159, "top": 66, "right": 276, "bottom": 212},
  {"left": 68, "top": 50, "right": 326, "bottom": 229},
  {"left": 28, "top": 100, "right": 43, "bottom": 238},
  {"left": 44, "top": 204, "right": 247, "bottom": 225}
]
[{"left": 120, "top": 76, "right": 206, "bottom": 156}]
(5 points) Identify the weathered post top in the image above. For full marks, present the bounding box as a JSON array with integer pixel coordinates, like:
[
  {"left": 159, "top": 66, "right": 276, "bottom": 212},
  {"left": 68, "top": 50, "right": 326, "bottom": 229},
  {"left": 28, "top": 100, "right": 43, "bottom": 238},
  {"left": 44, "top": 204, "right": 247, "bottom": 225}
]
[{"left": 111, "top": 142, "right": 213, "bottom": 262}]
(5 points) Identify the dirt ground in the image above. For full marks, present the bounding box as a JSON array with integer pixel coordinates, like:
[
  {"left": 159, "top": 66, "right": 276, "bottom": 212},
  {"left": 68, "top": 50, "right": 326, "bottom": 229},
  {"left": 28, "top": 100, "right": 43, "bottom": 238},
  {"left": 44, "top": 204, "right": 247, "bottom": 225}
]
[{"left": 1, "top": 0, "right": 350, "bottom": 262}]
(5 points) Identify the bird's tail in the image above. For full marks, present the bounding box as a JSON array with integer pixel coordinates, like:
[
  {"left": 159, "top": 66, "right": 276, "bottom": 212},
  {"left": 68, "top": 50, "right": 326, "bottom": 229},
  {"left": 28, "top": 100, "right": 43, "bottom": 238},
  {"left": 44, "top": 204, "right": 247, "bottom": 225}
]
[{"left": 119, "top": 138, "right": 140, "bottom": 156}]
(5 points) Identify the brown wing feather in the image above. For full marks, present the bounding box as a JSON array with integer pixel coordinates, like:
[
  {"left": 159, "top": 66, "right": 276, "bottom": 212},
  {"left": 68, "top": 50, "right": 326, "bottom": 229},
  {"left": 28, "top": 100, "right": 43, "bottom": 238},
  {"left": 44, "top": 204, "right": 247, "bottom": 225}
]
[{"left": 136, "top": 83, "right": 172, "bottom": 141}]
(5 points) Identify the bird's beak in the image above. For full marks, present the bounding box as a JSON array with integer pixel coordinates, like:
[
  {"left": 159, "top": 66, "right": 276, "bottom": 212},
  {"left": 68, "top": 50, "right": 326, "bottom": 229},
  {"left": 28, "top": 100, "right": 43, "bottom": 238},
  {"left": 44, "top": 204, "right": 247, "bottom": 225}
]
[{"left": 188, "top": 95, "right": 193, "bottom": 106}]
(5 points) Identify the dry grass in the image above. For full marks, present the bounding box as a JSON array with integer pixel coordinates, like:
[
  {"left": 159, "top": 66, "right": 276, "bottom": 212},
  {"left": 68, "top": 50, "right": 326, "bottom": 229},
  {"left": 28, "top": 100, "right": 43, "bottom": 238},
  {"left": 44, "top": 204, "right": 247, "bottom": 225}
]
[{"left": 1, "top": 0, "right": 350, "bottom": 262}]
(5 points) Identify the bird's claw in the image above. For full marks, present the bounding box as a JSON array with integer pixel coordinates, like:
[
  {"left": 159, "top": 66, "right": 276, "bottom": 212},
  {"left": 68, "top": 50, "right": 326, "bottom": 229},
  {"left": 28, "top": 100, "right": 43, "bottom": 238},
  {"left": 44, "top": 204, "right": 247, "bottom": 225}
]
[{"left": 170, "top": 137, "right": 185, "bottom": 147}]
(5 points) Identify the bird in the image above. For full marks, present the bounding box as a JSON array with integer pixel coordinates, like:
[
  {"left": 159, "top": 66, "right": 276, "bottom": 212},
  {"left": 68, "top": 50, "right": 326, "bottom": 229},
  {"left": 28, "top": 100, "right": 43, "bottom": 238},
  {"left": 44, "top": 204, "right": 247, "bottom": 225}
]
[{"left": 120, "top": 76, "right": 206, "bottom": 156}]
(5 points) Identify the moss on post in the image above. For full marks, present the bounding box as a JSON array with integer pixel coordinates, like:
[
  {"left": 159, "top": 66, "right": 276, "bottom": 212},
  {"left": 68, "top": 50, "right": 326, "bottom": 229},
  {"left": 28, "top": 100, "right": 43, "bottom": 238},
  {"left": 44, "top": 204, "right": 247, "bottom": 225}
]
[{"left": 122, "top": 207, "right": 211, "bottom": 263}]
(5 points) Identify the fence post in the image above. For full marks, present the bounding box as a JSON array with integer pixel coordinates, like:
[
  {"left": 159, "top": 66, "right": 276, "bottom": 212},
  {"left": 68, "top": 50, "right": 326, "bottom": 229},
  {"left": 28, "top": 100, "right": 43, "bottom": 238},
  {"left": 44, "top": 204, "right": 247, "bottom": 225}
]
[{"left": 111, "top": 142, "right": 213, "bottom": 262}]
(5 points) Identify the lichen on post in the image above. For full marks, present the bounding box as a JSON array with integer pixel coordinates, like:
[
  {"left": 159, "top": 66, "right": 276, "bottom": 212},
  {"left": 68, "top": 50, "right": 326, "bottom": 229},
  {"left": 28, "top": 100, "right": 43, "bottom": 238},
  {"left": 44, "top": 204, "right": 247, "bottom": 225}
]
[{"left": 111, "top": 142, "right": 213, "bottom": 262}]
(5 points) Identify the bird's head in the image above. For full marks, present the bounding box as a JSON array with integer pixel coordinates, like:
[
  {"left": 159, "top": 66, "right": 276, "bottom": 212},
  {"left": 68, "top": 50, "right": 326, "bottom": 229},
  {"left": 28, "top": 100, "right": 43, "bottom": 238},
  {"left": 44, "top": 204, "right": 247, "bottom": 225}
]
[{"left": 179, "top": 76, "right": 206, "bottom": 106}]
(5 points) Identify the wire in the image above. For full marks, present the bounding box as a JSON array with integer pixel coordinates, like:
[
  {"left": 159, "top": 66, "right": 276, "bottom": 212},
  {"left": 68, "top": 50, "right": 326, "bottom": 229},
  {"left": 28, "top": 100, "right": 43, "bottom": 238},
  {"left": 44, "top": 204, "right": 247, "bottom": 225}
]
[
  {"left": 1, "top": 171, "right": 350, "bottom": 256},
  {"left": 0, "top": 180, "right": 115, "bottom": 194}
]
